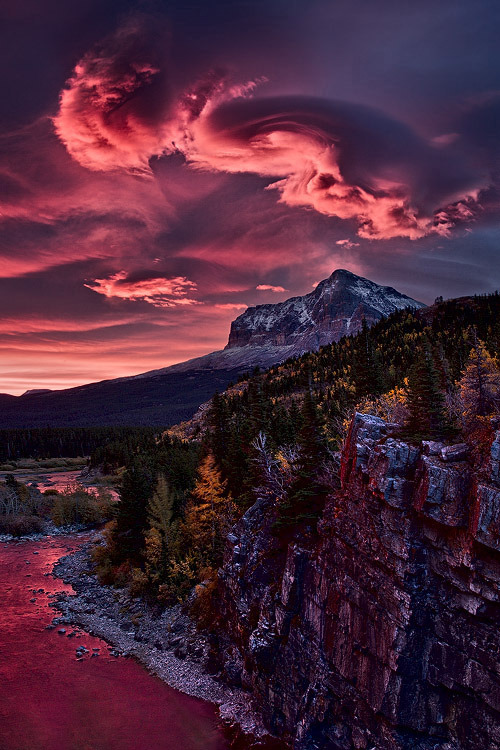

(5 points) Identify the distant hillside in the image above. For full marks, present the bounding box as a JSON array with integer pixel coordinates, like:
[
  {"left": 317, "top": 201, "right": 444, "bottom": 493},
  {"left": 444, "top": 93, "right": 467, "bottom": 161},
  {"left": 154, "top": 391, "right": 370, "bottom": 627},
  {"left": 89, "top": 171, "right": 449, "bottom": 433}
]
[{"left": 0, "top": 368, "right": 243, "bottom": 429}]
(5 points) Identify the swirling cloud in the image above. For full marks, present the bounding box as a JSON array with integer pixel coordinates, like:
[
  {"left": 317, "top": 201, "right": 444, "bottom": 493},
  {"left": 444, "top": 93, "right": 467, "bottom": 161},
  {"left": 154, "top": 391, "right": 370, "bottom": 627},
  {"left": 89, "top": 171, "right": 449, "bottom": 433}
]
[
  {"left": 53, "top": 18, "right": 172, "bottom": 174},
  {"left": 52, "top": 21, "right": 490, "bottom": 240}
]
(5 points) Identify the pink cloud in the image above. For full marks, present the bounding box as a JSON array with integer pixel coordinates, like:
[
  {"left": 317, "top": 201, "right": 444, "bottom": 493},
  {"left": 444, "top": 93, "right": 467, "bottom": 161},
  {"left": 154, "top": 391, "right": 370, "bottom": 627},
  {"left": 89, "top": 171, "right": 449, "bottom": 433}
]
[
  {"left": 84, "top": 271, "right": 201, "bottom": 307},
  {"left": 0, "top": 315, "right": 140, "bottom": 334},
  {"left": 53, "top": 30, "right": 484, "bottom": 242},
  {"left": 256, "top": 284, "right": 287, "bottom": 292},
  {"left": 0, "top": 120, "right": 175, "bottom": 279},
  {"left": 50, "top": 18, "right": 489, "bottom": 242},
  {"left": 53, "top": 19, "right": 171, "bottom": 175},
  {"left": 84, "top": 272, "right": 200, "bottom": 307},
  {"left": 214, "top": 302, "right": 248, "bottom": 310},
  {"left": 336, "top": 238, "right": 360, "bottom": 249}
]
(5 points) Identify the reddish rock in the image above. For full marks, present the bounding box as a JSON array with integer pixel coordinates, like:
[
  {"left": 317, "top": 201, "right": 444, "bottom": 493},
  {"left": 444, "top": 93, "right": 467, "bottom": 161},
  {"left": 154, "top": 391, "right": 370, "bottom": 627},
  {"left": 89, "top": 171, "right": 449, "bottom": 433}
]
[{"left": 217, "top": 414, "right": 500, "bottom": 749}]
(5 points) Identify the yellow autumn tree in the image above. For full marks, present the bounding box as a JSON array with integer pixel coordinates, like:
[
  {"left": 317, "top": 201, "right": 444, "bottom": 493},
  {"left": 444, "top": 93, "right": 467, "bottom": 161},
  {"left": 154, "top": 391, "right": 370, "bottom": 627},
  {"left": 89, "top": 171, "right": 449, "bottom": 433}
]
[
  {"left": 458, "top": 340, "right": 500, "bottom": 427},
  {"left": 183, "top": 454, "right": 235, "bottom": 571},
  {"left": 457, "top": 338, "right": 500, "bottom": 464}
]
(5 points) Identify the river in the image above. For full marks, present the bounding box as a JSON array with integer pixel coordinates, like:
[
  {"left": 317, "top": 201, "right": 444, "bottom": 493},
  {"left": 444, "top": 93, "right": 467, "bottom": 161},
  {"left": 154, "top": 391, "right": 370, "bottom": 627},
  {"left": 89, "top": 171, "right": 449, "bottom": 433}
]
[
  {"left": 0, "top": 537, "right": 229, "bottom": 750},
  {"left": 0, "top": 468, "right": 120, "bottom": 500}
]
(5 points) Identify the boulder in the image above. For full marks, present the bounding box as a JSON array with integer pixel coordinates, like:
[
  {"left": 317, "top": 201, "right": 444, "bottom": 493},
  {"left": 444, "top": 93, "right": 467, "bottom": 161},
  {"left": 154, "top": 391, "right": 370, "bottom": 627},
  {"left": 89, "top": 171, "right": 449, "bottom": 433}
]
[{"left": 441, "top": 443, "right": 469, "bottom": 462}]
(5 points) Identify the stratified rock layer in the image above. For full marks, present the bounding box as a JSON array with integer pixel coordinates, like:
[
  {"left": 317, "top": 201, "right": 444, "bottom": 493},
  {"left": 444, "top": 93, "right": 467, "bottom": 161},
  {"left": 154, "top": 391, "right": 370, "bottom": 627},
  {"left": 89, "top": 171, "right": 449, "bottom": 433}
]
[{"left": 217, "top": 414, "right": 500, "bottom": 749}]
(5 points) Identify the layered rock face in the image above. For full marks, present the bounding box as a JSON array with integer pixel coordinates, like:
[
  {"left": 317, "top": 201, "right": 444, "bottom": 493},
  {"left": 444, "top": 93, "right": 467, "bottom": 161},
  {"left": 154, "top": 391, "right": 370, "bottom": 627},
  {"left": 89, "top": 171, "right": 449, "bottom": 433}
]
[
  {"left": 217, "top": 414, "right": 500, "bottom": 749},
  {"left": 225, "top": 269, "right": 424, "bottom": 353}
]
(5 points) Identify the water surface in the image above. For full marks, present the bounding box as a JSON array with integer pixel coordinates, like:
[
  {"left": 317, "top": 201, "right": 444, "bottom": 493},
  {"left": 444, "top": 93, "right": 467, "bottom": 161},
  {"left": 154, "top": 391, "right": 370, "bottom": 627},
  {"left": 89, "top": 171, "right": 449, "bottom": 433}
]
[{"left": 0, "top": 535, "right": 228, "bottom": 750}]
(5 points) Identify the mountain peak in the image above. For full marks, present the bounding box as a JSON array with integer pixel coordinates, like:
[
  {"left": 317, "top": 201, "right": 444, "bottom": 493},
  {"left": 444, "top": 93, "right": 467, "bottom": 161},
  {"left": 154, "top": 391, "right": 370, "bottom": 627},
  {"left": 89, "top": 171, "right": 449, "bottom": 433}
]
[
  {"left": 225, "top": 269, "right": 424, "bottom": 353},
  {"left": 109, "top": 269, "right": 424, "bottom": 384}
]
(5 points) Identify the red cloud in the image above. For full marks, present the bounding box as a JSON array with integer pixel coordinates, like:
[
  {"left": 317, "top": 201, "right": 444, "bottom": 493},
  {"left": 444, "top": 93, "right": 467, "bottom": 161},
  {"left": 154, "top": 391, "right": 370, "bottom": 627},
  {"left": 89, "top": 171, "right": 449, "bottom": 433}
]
[
  {"left": 84, "top": 271, "right": 200, "bottom": 307},
  {"left": 214, "top": 302, "right": 248, "bottom": 310},
  {"left": 53, "top": 19, "right": 171, "bottom": 174}
]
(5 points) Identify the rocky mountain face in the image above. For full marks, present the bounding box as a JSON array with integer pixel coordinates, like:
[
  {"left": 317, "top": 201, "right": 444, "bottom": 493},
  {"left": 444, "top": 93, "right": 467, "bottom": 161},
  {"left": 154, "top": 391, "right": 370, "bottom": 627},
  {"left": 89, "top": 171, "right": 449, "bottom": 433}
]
[
  {"left": 215, "top": 414, "right": 500, "bottom": 749},
  {"left": 223, "top": 269, "right": 424, "bottom": 363}
]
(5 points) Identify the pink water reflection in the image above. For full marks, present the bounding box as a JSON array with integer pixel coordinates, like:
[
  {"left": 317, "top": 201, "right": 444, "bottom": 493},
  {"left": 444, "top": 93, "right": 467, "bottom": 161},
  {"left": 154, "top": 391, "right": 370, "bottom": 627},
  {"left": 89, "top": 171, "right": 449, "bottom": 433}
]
[{"left": 0, "top": 536, "right": 228, "bottom": 750}]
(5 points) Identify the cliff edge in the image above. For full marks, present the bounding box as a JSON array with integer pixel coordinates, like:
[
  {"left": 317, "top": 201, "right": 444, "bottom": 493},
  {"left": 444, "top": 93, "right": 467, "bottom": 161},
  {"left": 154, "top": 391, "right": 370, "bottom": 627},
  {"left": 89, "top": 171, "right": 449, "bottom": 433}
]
[{"left": 216, "top": 414, "right": 500, "bottom": 749}]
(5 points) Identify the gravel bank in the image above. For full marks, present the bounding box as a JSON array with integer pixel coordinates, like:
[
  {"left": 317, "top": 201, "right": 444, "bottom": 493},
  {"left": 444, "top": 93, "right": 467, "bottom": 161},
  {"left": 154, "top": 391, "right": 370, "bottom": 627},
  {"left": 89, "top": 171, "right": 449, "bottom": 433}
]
[{"left": 51, "top": 535, "right": 273, "bottom": 744}]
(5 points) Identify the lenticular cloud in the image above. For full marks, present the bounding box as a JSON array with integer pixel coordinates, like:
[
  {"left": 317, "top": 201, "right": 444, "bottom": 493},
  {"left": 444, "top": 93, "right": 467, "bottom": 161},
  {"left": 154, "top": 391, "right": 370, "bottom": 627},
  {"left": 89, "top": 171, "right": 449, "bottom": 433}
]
[
  {"left": 53, "top": 22, "right": 487, "bottom": 240},
  {"left": 53, "top": 19, "right": 172, "bottom": 175}
]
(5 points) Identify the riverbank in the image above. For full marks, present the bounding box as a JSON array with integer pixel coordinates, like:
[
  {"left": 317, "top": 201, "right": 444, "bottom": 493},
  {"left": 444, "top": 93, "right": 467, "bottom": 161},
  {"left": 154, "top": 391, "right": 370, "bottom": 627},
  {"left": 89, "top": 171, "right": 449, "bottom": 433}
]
[
  {"left": 51, "top": 536, "right": 277, "bottom": 746},
  {"left": 0, "top": 520, "right": 95, "bottom": 543}
]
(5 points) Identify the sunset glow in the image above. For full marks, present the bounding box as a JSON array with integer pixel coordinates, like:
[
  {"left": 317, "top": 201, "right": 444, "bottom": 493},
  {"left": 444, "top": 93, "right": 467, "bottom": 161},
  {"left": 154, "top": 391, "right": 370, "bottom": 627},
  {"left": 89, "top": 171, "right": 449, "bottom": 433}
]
[{"left": 1, "top": 1, "right": 499, "bottom": 394}]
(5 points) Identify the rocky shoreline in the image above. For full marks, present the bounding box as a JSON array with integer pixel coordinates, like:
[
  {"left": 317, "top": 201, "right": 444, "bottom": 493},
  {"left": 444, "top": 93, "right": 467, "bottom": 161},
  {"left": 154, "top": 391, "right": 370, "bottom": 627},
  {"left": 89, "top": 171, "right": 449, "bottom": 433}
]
[
  {"left": 0, "top": 521, "right": 93, "bottom": 544},
  {"left": 50, "top": 534, "right": 277, "bottom": 747}
]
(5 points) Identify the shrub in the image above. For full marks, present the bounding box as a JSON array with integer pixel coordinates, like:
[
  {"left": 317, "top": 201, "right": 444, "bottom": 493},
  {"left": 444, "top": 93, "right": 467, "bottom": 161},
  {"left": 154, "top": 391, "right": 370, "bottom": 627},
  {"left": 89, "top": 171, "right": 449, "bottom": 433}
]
[
  {"left": 129, "top": 567, "right": 149, "bottom": 596},
  {"left": 0, "top": 515, "right": 44, "bottom": 537},
  {"left": 50, "top": 483, "right": 114, "bottom": 527},
  {"left": 189, "top": 568, "right": 219, "bottom": 629}
]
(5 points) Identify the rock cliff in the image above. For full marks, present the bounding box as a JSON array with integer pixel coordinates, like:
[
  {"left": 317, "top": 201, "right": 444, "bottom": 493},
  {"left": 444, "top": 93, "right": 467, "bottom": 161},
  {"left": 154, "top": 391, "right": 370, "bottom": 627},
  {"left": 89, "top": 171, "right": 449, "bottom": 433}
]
[{"left": 216, "top": 414, "right": 500, "bottom": 749}]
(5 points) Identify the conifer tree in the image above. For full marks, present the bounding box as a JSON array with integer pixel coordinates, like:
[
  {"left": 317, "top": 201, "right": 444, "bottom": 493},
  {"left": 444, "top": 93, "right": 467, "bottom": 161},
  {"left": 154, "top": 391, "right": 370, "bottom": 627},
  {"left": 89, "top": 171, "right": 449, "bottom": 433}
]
[
  {"left": 115, "top": 455, "right": 155, "bottom": 560},
  {"left": 355, "top": 319, "right": 385, "bottom": 399},
  {"left": 458, "top": 336, "right": 500, "bottom": 428},
  {"left": 147, "top": 473, "right": 175, "bottom": 535},
  {"left": 144, "top": 473, "right": 179, "bottom": 583},
  {"left": 281, "top": 390, "right": 329, "bottom": 528},
  {"left": 208, "top": 392, "right": 230, "bottom": 465},
  {"left": 405, "top": 342, "right": 449, "bottom": 439}
]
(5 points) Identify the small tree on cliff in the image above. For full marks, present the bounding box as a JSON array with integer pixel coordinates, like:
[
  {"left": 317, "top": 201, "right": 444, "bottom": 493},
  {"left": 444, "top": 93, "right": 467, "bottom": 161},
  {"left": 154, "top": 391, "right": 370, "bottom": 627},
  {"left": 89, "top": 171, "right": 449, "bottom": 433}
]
[
  {"left": 278, "top": 390, "right": 329, "bottom": 529},
  {"left": 458, "top": 337, "right": 500, "bottom": 428}
]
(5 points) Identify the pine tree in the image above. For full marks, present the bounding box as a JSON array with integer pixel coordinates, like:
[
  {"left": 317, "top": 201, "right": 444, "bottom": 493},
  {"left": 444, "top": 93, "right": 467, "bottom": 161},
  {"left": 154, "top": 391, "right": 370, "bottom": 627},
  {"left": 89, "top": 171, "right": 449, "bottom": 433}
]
[
  {"left": 147, "top": 473, "right": 175, "bottom": 534},
  {"left": 405, "top": 342, "right": 449, "bottom": 439},
  {"left": 355, "top": 319, "right": 385, "bottom": 399},
  {"left": 280, "top": 390, "right": 329, "bottom": 529},
  {"left": 207, "top": 392, "right": 230, "bottom": 466},
  {"left": 144, "top": 473, "right": 178, "bottom": 583},
  {"left": 115, "top": 455, "right": 155, "bottom": 560}
]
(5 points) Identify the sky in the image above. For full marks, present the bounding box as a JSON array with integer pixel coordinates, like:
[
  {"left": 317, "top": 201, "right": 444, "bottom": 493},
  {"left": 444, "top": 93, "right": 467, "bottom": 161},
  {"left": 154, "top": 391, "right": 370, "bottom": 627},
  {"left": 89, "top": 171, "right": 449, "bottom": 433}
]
[{"left": 1, "top": 0, "right": 499, "bottom": 394}]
